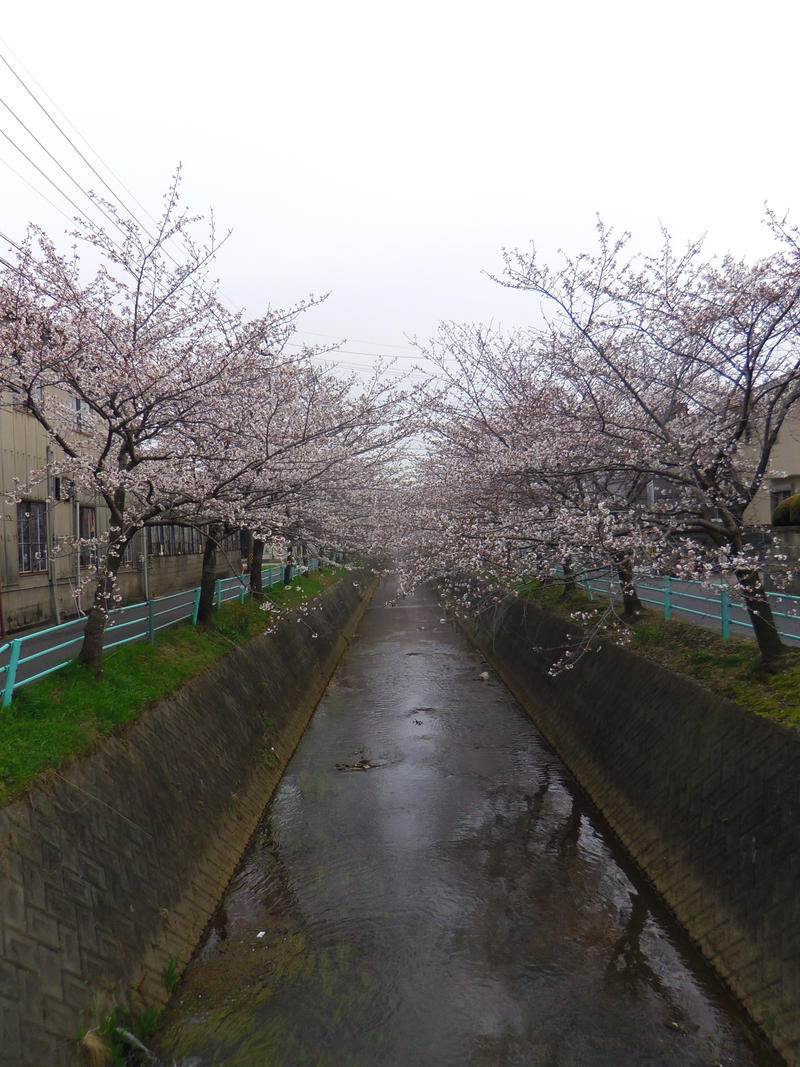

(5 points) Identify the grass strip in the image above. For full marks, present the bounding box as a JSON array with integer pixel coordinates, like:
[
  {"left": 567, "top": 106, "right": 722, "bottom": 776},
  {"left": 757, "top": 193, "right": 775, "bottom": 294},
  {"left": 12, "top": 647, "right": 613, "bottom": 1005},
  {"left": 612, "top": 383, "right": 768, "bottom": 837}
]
[
  {"left": 521, "top": 581, "right": 800, "bottom": 729},
  {"left": 0, "top": 567, "right": 344, "bottom": 806}
]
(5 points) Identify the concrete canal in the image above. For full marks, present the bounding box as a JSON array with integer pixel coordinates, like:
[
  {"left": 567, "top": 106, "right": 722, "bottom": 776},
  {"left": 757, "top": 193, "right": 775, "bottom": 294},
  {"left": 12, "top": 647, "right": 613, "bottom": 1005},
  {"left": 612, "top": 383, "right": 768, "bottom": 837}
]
[{"left": 155, "top": 581, "right": 779, "bottom": 1066}]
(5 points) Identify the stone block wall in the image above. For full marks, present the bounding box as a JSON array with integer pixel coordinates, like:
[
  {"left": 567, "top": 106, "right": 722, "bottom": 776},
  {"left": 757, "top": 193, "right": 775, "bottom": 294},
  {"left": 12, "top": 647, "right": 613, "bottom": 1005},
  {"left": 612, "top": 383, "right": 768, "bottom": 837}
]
[
  {"left": 0, "top": 570, "right": 376, "bottom": 1066},
  {"left": 460, "top": 595, "right": 800, "bottom": 1066}
]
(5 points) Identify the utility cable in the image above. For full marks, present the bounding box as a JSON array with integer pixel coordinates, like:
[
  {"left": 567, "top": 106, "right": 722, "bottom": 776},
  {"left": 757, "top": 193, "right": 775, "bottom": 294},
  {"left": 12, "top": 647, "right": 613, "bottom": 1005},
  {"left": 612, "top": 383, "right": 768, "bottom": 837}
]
[
  {"left": 0, "top": 40, "right": 158, "bottom": 237},
  {"left": 0, "top": 123, "right": 107, "bottom": 233},
  {"left": 0, "top": 94, "right": 130, "bottom": 240},
  {"left": 0, "top": 39, "right": 316, "bottom": 337},
  {"left": 0, "top": 155, "right": 72, "bottom": 223},
  {"left": 295, "top": 328, "right": 418, "bottom": 350},
  {"left": 0, "top": 41, "right": 198, "bottom": 280}
]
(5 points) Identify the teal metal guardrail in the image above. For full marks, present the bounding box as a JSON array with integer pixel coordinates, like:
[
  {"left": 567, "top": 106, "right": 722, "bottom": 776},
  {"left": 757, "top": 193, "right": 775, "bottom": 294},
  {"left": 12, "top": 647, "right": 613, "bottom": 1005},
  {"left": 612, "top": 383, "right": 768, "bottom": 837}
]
[
  {"left": 0, "top": 558, "right": 324, "bottom": 707},
  {"left": 582, "top": 571, "right": 800, "bottom": 645}
]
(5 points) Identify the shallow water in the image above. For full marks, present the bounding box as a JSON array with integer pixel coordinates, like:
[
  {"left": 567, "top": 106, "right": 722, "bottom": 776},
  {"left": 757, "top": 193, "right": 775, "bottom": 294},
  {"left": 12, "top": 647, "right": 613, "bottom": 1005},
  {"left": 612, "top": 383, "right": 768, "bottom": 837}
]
[{"left": 156, "top": 580, "right": 779, "bottom": 1066}]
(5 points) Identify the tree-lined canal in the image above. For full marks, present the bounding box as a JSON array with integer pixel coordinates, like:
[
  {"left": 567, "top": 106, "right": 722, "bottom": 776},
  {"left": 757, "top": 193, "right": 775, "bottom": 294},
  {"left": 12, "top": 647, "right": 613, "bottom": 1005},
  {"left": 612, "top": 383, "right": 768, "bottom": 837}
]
[{"left": 156, "top": 581, "right": 778, "bottom": 1066}]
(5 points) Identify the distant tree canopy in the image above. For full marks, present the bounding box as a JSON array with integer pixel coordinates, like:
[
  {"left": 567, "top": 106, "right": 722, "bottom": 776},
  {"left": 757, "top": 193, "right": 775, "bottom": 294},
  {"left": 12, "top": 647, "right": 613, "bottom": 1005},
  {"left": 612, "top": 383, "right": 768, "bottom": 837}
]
[
  {"left": 397, "top": 217, "right": 800, "bottom": 665},
  {"left": 0, "top": 171, "right": 415, "bottom": 674}
]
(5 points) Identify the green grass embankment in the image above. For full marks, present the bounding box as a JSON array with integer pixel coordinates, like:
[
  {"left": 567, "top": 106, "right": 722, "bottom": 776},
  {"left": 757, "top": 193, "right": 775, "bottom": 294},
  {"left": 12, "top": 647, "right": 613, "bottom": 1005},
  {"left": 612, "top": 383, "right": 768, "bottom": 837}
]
[
  {"left": 522, "top": 581, "right": 800, "bottom": 729},
  {"left": 0, "top": 567, "right": 344, "bottom": 806}
]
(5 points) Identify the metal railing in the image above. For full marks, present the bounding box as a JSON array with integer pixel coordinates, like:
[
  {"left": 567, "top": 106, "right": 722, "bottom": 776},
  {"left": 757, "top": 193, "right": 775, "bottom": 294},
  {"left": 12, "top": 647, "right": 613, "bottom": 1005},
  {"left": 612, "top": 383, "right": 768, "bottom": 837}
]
[
  {"left": 583, "top": 572, "right": 800, "bottom": 646},
  {"left": 0, "top": 558, "right": 322, "bottom": 707}
]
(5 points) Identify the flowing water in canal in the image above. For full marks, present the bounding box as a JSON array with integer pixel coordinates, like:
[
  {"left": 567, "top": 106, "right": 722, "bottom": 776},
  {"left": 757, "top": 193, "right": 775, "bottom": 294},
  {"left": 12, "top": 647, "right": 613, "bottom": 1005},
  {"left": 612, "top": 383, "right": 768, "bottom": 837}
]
[{"left": 156, "top": 581, "right": 779, "bottom": 1066}]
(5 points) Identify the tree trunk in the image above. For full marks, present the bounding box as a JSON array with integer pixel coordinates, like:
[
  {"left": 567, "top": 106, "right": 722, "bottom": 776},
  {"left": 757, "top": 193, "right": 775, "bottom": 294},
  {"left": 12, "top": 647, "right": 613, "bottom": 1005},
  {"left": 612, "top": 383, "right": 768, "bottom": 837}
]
[
  {"left": 240, "top": 528, "right": 253, "bottom": 564},
  {"left": 562, "top": 556, "right": 577, "bottom": 596},
  {"left": 615, "top": 556, "right": 642, "bottom": 618},
  {"left": 249, "top": 538, "right": 265, "bottom": 599},
  {"left": 78, "top": 539, "right": 126, "bottom": 676},
  {"left": 735, "top": 567, "right": 785, "bottom": 664},
  {"left": 197, "top": 522, "right": 223, "bottom": 626},
  {"left": 78, "top": 603, "right": 108, "bottom": 677}
]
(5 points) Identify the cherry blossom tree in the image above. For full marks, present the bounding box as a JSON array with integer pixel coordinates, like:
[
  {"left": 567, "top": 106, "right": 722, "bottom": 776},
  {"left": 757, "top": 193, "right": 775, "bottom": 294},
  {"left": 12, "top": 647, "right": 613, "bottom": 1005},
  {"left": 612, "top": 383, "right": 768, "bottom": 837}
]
[
  {"left": 0, "top": 172, "right": 319, "bottom": 673},
  {"left": 403, "top": 222, "right": 800, "bottom": 665},
  {"left": 402, "top": 323, "right": 649, "bottom": 618},
  {"left": 180, "top": 350, "right": 416, "bottom": 622},
  {"left": 496, "top": 222, "right": 800, "bottom": 662}
]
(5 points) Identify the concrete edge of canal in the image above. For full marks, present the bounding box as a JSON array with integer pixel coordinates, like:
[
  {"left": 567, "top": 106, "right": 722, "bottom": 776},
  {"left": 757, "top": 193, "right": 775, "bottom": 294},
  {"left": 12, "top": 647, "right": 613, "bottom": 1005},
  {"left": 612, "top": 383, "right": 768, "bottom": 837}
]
[
  {"left": 0, "top": 568, "right": 378, "bottom": 1067},
  {"left": 456, "top": 593, "right": 800, "bottom": 1066}
]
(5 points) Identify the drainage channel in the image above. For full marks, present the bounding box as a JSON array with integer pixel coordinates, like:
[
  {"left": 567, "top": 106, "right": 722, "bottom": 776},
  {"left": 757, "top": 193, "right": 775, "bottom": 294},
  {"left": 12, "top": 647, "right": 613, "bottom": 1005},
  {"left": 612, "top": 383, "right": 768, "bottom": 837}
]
[{"left": 155, "top": 579, "right": 780, "bottom": 1066}]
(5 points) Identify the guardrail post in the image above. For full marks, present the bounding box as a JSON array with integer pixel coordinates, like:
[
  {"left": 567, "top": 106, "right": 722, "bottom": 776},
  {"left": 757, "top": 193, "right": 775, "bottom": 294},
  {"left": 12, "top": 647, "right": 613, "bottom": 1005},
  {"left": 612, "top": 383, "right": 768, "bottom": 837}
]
[
  {"left": 583, "top": 574, "right": 593, "bottom": 601},
  {"left": 663, "top": 577, "right": 671, "bottom": 621},
  {"left": 720, "top": 584, "right": 730, "bottom": 641},
  {"left": 192, "top": 587, "right": 201, "bottom": 626},
  {"left": 2, "top": 639, "right": 22, "bottom": 708},
  {"left": 215, "top": 578, "right": 222, "bottom": 609},
  {"left": 239, "top": 583, "right": 245, "bottom": 604},
  {"left": 148, "top": 600, "right": 155, "bottom": 644}
]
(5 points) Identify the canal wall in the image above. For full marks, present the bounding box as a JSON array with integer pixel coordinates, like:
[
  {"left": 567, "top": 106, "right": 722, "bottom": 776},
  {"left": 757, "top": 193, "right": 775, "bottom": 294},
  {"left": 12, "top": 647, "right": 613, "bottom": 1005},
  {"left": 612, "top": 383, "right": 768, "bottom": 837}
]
[
  {"left": 0, "top": 569, "right": 377, "bottom": 1067},
  {"left": 459, "top": 594, "right": 800, "bottom": 1066}
]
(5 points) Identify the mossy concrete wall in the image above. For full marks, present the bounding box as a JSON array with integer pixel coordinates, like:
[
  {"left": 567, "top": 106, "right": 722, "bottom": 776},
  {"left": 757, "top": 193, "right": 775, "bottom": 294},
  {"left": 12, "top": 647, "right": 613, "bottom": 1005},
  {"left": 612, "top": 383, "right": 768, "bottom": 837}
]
[
  {"left": 459, "top": 595, "right": 800, "bottom": 1066},
  {"left": 0, "top": 570, "right": 376, "bottom": 1066}
]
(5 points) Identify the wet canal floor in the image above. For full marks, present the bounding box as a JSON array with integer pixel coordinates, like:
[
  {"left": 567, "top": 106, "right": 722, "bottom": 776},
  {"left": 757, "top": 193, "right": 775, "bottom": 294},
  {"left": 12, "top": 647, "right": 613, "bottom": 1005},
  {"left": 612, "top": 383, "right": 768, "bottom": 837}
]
[{"left": 156, "top": 580, "right": 780, "bottom": 1066}]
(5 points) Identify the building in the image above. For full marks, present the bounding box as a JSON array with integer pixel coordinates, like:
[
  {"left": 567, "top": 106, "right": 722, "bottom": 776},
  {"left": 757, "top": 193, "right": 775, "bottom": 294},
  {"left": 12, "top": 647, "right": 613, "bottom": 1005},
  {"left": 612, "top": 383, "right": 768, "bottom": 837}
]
[
  {"left": 0, "top": 391, "right": 235, "bottom": 636},
  {"left": 743, "top": 410, "right": 800, "bottom": 527}
]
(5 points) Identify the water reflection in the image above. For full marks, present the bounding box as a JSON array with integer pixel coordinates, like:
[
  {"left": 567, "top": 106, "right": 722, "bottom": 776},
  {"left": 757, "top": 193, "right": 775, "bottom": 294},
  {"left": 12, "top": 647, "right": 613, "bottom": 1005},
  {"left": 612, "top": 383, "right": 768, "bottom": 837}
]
[{"left": 156, "top": 581, "right": 779, "bottom": 1066}]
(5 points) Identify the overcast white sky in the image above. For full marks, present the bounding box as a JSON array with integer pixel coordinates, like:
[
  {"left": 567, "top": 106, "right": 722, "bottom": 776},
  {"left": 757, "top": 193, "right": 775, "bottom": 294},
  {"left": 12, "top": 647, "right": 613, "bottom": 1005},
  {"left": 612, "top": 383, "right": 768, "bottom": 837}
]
[{"left": 1, "top": 0, "right": 798, "bottom": 374}]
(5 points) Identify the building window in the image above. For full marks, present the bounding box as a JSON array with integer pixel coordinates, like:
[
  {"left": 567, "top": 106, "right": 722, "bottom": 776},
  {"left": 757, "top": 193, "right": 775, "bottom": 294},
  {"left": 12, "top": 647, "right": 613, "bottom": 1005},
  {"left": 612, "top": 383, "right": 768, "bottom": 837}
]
[
  {"left": 17, "top": 500, "right": 48, "bottom": 573},
  {"left": 79, "top": 506, "right": 97, "bottom": 567},
  {"left": 12, "top": 382, "right": 44, "bottom": 412},
  {"left": 770, "top": 488, "right": 793, "bottom": 520},
  {"left": 145, "top": 523, "right": 204, "bottom": 556}
]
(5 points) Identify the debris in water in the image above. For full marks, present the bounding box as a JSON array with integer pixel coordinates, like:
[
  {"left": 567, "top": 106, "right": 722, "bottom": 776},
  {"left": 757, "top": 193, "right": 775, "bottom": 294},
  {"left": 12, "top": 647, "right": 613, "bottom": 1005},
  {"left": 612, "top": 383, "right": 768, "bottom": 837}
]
[
  {"left": 336, "top": 757, "right": 373, "bottom": 771},
  {"left": 336, "top": 749, "right": 377, "bottom": 771},
  {"left": 478, "top": 671, "right": 490, "bottom": 681}
]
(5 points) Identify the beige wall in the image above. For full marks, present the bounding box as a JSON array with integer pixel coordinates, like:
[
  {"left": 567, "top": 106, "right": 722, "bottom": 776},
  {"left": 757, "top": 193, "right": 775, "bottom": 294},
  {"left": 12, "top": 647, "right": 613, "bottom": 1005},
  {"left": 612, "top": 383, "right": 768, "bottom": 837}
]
[
  {"left": 0, "top": 395, "right": 232, "bottom": 635},
  {"left": 743, "top": 409, "right": 800, "bottom": 526},
  {"left": 0, "top": 395, "right": 106, "bottom": 631}
]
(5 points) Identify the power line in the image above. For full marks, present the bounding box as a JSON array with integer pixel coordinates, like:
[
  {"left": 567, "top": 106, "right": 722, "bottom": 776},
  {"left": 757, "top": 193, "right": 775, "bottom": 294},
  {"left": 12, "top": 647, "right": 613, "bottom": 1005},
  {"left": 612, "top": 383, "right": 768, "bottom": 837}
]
[
  {"left": 0, "top": 37, "right": 297, "bottom": 333},
  {"left": 0, "top": 41, "right": 204, "bottom": 281},
  {"left": 0, "top": 93, "right": 130, "bottom": 240},
  {"left": 0, "top": 37, "right": 159, "bottom": 235},
  {"left": 294, "top": 328, "right": 417, "bottom": 350},
  {"left": 290, "top": 332, "right": 434, "bottom": 362},
  {"left": 0, "top": 122, "right": 110, "bottom": 235},
  {"left": 0, "top": 155, "right": 72, "bottom": 223},
  {"left": 0, "top": 60, "right": 220, "bottom": 319},
  {"left": 0, "top": 36, "right": 405, "bottom": 362},
  {"left": 287, "top": 340, "right": 435, "bottom": 364}
]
